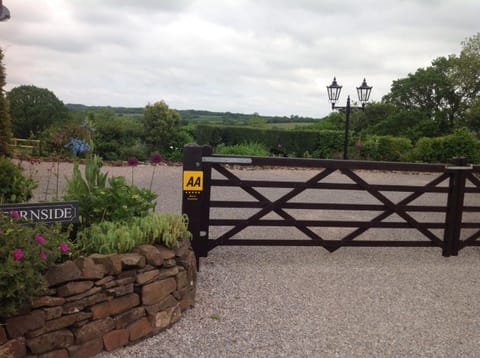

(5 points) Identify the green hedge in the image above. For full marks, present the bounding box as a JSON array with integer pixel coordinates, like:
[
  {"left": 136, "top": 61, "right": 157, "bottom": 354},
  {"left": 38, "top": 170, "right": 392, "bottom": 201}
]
[
  {"left": 194, "top": 125, "right": 344, "bottom": 158},
  {"left": 410, "top": 128, "right": 480, "bottom": 164},
  {"left": 359, "top": 135, "right": 413, "bottom": 162}
]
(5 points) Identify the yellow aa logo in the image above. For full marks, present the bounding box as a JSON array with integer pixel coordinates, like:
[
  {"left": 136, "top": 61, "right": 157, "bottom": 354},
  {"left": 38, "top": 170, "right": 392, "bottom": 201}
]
[{"left": 183, "top": 171, "right": 203, "bottom": 191}]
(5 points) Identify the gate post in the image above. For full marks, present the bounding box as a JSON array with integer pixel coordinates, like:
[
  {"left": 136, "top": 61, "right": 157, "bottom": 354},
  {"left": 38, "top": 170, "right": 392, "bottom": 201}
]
[
  {"left": 443, "top": 157, "right": 471, "bottom": 256},
  {"left": 182, "top": 144, "right": 212, "bottom": 269}
]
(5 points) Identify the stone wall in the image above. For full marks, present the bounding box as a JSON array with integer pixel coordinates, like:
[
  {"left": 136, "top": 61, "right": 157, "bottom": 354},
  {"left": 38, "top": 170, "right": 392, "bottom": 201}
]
[{"left": 0, "top": 237, "right": 197, "bottom": 358}]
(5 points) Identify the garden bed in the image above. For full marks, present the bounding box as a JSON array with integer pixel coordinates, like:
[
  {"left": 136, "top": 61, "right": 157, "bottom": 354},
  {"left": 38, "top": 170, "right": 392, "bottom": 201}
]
[{"left": 0, "top": 238, "right": 196, "bottom": 358}]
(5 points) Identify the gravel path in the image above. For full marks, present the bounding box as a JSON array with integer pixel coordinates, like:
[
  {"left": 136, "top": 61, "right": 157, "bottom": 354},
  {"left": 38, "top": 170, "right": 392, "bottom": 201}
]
[{"left": 22, "top": 160, "right": 480, "bottom": 357}]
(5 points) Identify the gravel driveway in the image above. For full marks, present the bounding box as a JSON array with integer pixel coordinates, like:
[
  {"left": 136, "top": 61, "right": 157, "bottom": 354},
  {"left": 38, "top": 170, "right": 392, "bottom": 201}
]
[{"left": 24, "top": 160, "right": 480, "bottom": 357}]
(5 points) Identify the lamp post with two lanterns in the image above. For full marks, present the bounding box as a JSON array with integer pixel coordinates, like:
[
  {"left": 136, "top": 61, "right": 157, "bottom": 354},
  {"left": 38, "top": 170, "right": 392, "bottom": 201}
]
[{"left": 326, "top": 77, "right": 372, "bottom": 160}]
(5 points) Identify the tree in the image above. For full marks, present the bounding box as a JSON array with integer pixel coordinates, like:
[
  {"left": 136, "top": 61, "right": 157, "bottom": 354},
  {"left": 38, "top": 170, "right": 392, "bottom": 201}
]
[
  {"left": 143, "top": 100, "right": 182, "bottom": 154},
  {"left": 0, "top": 48, "right": 12, "bottom": 155},
  {"left": 7, "top": 85, "right": 68, "bottom": 138},
  {"left": 383, "top": 33, "right": 480, "bottom": 134}
]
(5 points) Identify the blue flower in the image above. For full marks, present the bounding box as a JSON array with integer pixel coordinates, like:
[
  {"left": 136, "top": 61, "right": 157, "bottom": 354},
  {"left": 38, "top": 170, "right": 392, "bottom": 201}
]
[{"left": 65, "top": 137, "right": 91, "bottom": 156}]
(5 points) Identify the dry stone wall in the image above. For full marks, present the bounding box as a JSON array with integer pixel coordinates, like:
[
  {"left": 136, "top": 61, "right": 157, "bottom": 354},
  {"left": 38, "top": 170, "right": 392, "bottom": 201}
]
[{"left": 0, "top": 237, "right": 197, "bottom": 358}]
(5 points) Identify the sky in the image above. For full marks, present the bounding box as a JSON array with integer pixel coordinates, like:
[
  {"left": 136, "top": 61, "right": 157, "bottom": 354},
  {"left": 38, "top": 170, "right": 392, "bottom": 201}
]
[{"left": 1, "top": 1, "right": 479, "bottom": 118}]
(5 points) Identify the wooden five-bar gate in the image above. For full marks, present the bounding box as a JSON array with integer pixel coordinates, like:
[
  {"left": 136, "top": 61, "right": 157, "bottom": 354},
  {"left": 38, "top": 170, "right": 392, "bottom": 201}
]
[{"left": 182, "top": 144, "right": 480, "bottom": 267}]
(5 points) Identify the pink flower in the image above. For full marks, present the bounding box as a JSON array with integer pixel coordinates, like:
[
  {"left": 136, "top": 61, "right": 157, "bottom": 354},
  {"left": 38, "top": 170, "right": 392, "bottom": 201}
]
[
  {"left": 59, "top": 242, "right": 69, "bottom": 252},
  {"left": 14, "top": 248, "right": 24, "bottom": 261},
  {"left": 39, "top": 251, "right": 48, "bottom": 260},
  {"left": 35, "top": 234, "right": 46, "bottom": 244},
  {"left": 10, "top": 210, "right": 20, "bottom": 219}
]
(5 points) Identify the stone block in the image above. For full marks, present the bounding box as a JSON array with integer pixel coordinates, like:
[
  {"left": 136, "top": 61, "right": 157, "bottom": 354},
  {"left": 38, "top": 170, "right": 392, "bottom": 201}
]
[
  {"left": 156, "top": 267, "right": 179, "bottom": 280},
  {"left": 73, "top": 317, "right": 115, "bottom": 345},
  {"left": 136, "top": 269, "right": 160, "bottom": 285},
  {"left": 132, "top": 245, "right": 164, "bottom": 266},
  {"left": 175, "top": 270, "right": 188, "bottom": 289},
  {"left": 175, "top": 287, "right": 196, "bottom": 312},
  {"left": 127, "top": 318, "right": 152, "bottom": 342},
  {"left": 162, "top": 258, "right": 177, "bottom": 268},
  {"left": 63, "top": 293, "right": 110, "bottom": 315},
  {"left": 0, "top": 337, "right": 26, "bottom": 358},
  {"left": 174, "top": 237, "right": 189, "bottom": 258},
  {"left": 141, "top": 278, "right": 176, "bottom": 306},
  {"left": 67, "top": 338, "right": 103, "bottom": 358},
  {"left": 94, "top": 276, "right": 114, "bottom": 287},
  {"left": 6, "top": 310, "right": 45, "bottom": 338},
  {"left": 0, "top": 326, "right": 7, "bottom": 344},
  {"left": 107, "top": 283, "right": 134, "bottom": 297},
  {"left": 90, "top": 293, "right": 140, "bottom": 319},
  {"left": 44, "top": 261, "right": 82, "bottom": 287},
  {"left": 38, "top": 349, "right": 68, "bottom": 358},
  {"left": 43, "top": 306, "right": 63, "bottom": 321},
  {"left": 44, "top": 312, "right": 92, "bottom": 334},
  {"left": 90, "top": 254, "right": 122, "bottom": 275},
  {"left": 115, "top": 276, "right": 136, "bottom": 286},
  {"left": 64, "top": 287, "right": 102, "bottom": 303},
  {"left": 57, "top": 281, "right": 94, "bottom": 297},
  {"left": 144, "top": 295, "right": 178, "bottom": 316},
  {"left": 74, "top": 257, "right": 106, "bottom": 280},
  {"left": 149, "top": 303, "right": 181, "bottom": 331},
  {"left": 120, "top": 253, "right": 146, "bottom": 268},
  {"left": 103, "top": 329, "right": 129, "bottom": 352},
  {"left": 114, "top": 307, "right": 146, "bottom": 329},
  {"left": 32, "top": 296, "right": 65, "bottom": 309},
  {"left": 156, "top": 246, "right": 175, "bottom": 260},
  {"left": 26, "top": 330, "right": 74, "bottom": 355}
]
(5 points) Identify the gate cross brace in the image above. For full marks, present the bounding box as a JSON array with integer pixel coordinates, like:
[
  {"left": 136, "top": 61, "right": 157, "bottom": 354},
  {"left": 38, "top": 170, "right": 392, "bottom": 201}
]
[{"left": 210, "top": 164, "right": 336, "bottom": 249}]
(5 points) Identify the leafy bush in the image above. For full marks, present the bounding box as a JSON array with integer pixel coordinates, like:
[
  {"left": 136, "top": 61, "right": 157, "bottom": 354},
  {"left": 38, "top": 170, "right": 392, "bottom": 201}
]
[
  {"left": 0, "top": 157, "right": 37, "bottom": 203},
  {"left": 359, "top": 135, "right": 413, "bottom": 162},
  {"left": 411, "top": 128, "right": 480, "bottom": 163},
  {"left": 75, "top": 213, "right": 190, "bottom": 255},
  {"left": 63, "top": 155, "right": 156, "bottom": 227},
  {"left": 0, "top": 212, "right": 72, "bottom": 317},
  {"left": 215, "top": 142, "right": 270, "bottom": 156}
]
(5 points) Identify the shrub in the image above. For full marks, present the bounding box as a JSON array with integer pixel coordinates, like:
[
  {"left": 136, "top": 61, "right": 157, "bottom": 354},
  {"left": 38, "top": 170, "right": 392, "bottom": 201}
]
[
  {"left": 0, "top": 156, "right": 37, "bottom": 203},
  {"left": 75, "top": 213, "right": 190, "bottom": 255},
  {"left": 411, "top": 128, "right": 480, "bottom": 164},
  {"left": 63, "top": 155, "right": 156, "bottom": 227},
  {"left": 0, "top": 212, "right": 72, "bottom": 317},
  {"left": 215, "top": 142, "right": 270, "bottom": 156},
  {"left": 359, "top": 135, "right": 413, "bottom": 162}
]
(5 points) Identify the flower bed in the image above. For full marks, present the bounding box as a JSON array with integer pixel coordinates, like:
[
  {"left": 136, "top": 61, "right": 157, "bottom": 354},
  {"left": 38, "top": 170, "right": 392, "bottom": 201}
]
[{"left": 0, "top": 237, "right": 196, "bottom": 358}]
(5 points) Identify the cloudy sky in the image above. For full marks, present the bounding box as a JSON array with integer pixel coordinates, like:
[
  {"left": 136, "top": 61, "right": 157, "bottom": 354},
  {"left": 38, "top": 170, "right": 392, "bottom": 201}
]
[{"left": 1, "top": 0, "right": 479, "bottom": 118}]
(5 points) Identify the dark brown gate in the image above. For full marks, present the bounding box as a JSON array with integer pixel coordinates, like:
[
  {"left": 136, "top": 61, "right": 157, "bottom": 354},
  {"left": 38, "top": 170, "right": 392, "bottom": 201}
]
[{"left": 182, "top": 144, "right": 480, "bottom": 267}]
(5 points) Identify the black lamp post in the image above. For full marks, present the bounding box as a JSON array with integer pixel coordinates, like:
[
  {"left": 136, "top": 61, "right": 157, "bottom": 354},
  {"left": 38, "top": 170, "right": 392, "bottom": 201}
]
[{"left": 327, "top": 77, "right": 372, "bottom": 159}]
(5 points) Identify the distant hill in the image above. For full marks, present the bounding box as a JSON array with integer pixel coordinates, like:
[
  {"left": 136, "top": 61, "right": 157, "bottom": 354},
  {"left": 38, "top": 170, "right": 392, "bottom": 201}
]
[{"left": 66, "top": 104, "right": 319, "bottom": 124}]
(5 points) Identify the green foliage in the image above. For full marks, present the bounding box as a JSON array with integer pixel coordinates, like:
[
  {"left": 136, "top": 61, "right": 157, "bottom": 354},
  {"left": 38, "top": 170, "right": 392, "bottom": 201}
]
[
  {"left": 0, "top": 213, "right": 72, "bottom": 317},
  {"left": 359, "top": 136, "right": 413, "bottom": 162},
  {"left": 143, "top": 101, "right": 182, "bottom": 154},
  {"left": 7, "top": 85, "right": 68, "bottom": 138},
  {"left": 410, "top": 128, "right": 480, "bottom": 164},
  {"left": 195, "top": 124, "right": 344, "bottom": 158},
  {"left": 0, "top": 157, "right": 37, "bottom": 203},
  {"left": 75, "top": 213, "right": 190, "bottom": 255},
  {"left": 215, "top": 142, "right": 270, "bottom": 156},
  {"left": 63, "top": 155, "right": 157, "bottom": 227},
  {"left": 0, "top": 48, "right": 12, "bottom": 156},
  {"left": 94, "top": 115, "right": 146, "bottom": 161}
]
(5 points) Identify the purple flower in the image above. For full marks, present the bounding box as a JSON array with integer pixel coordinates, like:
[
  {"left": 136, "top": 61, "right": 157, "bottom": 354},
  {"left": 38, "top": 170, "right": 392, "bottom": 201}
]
[
  {"left": 39, "top": 251, "right": 48, "bottom": 261},
  {"left": 10, "top": 210, "right": 20, "bottom": 219},
  {"left": 128, "top": 156, "right": 139, "bottom": 166},
  {"left": 35, "top": 234, "right": 46, "bottom": 245},
  {"left": 150, "top": 152, "right": 162, "bottom": 164},
  {"left": 14, "top": 248, "right": 24, "bottom": 261},
  {"left": 59, "top": 242, "right": 69, "bottom": 253}
]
